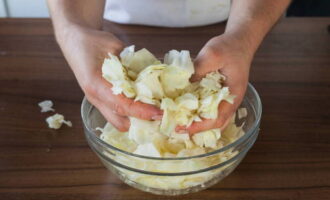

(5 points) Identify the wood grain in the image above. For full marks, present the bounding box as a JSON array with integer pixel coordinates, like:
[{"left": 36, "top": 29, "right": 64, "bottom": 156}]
[{"left": 0, "top": 18, "right": 330, "bottom": 200}]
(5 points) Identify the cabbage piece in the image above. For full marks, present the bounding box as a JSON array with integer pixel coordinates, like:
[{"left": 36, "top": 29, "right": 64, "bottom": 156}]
[
  {"left": 177, "top": 147, "right": 206, "bottom": 157},
  {"left": 97, "top": 122, "right": 117, "bottom": 134},
  {"left": 134, "top": 65, "right": 166, "bottom": 105},
  {"left": 160, "top": 93, "right": 199, "bottom": 135},
  {"left": 199, "top": 71, "right": 225, "bottom": 93},
  {"left": 127, "top": 70, "right": 138, "bottom": 80},
  {"left": 119, "top": 45, "right": 135, "bottom": 66},
  {"left": 163, "top": 152, "right": 177, "bottom": 158},
  {"left": 160, "top": 98, "right": 177, "bottom": 136},
  {"left": 128, "top": 117, "right": 161, "bottom": 144},
  {"left": 186, "top": 114, "right": 203, "bottom": 127},
  {"left": 99, "top": 122, "right": 137, "bottom": 152},
  {"left": 197, "top": 71, "right": 235, "bottom": 119},
  {"left": 222, "top": 120, "right": 245, "bottom": 143},
  {"left": 151, "top": 135, "right": 184, "bottom": 155},
  {"left": 163, "top": 140, "right": 186, "bottom": 154},
  {"left": 46, "top": 113, "right": 72, "bottom": 129},
  {"left": 184, "top": 81, "right": 200, "bottom": 96},
  {"left": 237, "top": 107, "right": 248, "bottom": 119},
  {"left": 102, "top": 54, "right": 136, "bottom": 98},
  {"left": 192, "top": 129, "right": 221, "bottom": 148},
  {"left": 169, "top": 132, "right": 190, "bottom": 143},
  {"left": 198, "top": 94, "right": 217, "bottom": 119},
  {"left": 169, "top": 132, "right": 195, "bottom": 149},
  {"left": 161, "top": 50, "right": 194, "bottom": 97},
  {"left": 100, "top": 47, "right": 241, "bottom": 160},
  {"left": 164, "top": 50, "right": 194, "bottom": 75},
  {"left": 134, "top": 143, "right": 162, "bottom": 157},
  {"left": 199, "top": 87, "right": 236, "bottom": 119},
  {"left": 173, "top": 108, "right": 192, "bottom": 126},
  {"left": 160, "top": 66, "right": 189, "bottom": 98},
  {"left": 38, "top": 100, "right": 55, "bottom": 112},
  {"left": 175, "top": 93, "right": 198, "bottom": 110},
  {"left": 120, "top": 45, "right": 160, "bottom": 75},
  {"left": 173, "top": 93, "right": 198, "bottom": 125}
]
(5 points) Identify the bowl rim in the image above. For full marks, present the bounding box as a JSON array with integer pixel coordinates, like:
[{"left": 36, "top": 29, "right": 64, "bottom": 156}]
[{"left": 81, "top": 83, "right": 262, "bottom": 161}]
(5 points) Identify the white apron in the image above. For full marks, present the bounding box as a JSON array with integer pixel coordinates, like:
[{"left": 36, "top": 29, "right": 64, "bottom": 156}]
[{"left": 104, "top": 0, "right": 231, "bottom": 27}]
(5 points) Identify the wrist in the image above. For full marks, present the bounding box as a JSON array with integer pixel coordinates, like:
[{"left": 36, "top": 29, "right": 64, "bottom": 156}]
[
  {"left": 54, "top": 22, "right": 89, "bottom": 46},
  {"left": 221, "top": 31, "right": 257, "bottom": 60},
  {"left": 224, "top": 15, "right": 273, "bottom": 59},
  {"left": 209, "top": 33, "right": 255, "bottom": 64}
]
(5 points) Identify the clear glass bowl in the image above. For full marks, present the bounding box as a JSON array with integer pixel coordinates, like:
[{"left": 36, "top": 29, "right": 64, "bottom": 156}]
[{"left": 81, "top": 83, "right": 262, "bottom": 196}]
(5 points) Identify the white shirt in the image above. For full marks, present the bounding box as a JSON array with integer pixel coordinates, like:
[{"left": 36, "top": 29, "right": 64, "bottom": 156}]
[{"left": 104, "top": 0, "right": 231, "bottom": 27}]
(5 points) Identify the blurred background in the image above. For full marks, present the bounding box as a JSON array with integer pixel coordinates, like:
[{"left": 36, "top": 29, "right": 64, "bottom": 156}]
[
  {"left": 0, "top": 0, "right": 49, "bottom": 18},
  {"left": 0, "top": 0, "right": 329, "bottom": 18}
]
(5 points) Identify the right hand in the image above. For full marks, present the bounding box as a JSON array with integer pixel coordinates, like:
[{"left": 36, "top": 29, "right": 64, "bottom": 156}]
[{"left": 56, "top": 25, "right": 163, "bottom": 131}]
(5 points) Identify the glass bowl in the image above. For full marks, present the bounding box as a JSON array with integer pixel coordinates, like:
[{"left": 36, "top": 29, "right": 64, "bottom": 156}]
[{"left": 81, "top": 83, "right": 262, "bottom": 196}]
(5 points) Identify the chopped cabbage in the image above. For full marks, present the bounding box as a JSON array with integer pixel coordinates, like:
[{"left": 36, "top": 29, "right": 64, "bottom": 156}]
[
  {"left": 175, "top": 93, "right": 199, "bottom": 110},
  {"left": 159, "top": 50, "right": 195, "bottom": 97},
  {"left": 102, "top": 54, "right": 136, "bottom": 98},
  {"left": 128, "top": 117, "right": 161, "bottom": 144},
  {"left": 134, "top": 143, "right": 162, "bottom": 157},
  {"left": 134, "top": 65, "right": 166, "bottom": 105},
  {"left": 159, "top": 98, "right": 178, "bottom": 136},
  {"left": 164, "top": 50, "right": 194, "bottom": 75},
  {"left": 192, "top": 129, "right": 221, "bottom": 148},
  {"left": 99, "top": 115, "right": 245, "bottom": 190},
  {"left": 99, "top": 123, "right": 137, "bottom": 152},
  {"left": 199, "top": 87, "right": 236, "bottom": 119},
  {"left": 120, "top": 45, "right": 160, "bottom": 75},
  {"left": 99, "top": 47, "right": 248, "bottom": 190},
  {"left": 101, "top": 46, "right": 239, "bottom": 148},
  {"left": 46, "top": 113, "right": 72, "bottom": 129},
  {"left": 52, "top": 42, "right": 252, "bottom": 191},
  {"left": 238, "top": 107, "right": 248, "bottom": 119},
  {"left": 119, "top": 45, "right": 135, "bottom": 67},
  {"left": 199, "top": 71, "right": 225, "bottom": 93},
  {"left": 38, "top": 100, "right": 55, "bottom": 112}
]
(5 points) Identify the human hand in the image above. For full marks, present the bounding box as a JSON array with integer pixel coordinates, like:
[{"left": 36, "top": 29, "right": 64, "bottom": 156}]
[
  {"left": 177, "top": 34, "right": 254, "bottom": 134},
  {"left": 56, "top": 25, "right": 162, "bottom": 131}
]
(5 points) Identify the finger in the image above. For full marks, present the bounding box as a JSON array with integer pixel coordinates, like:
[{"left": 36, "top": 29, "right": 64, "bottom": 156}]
[
  {"left": 92, "top": 98, "right": 130, "bottom": 132},
  {"left": 221, "top": 71, "right": 248, "bottom": 121},
  {"left": 215, "top": 101, "right": 237, "bottom": 130},
  {"left": 90, "top": 30, "right": 124, "bottom": 57},
  {"left": 96, "top": 43, "right": 123, "bottom": 62},
  {"left": 121, "top": 96, "right": 163, "bottom": 120},
  {"left": 93, "top": 77, "right": 163, "bottom": 120},
  {"left": 176, "top": 118, "right": 217, "bottom": 135},
  {"left": 175, "top": 125, "right": 187, "bottom": 133},
  {"left": 188, "top": 120, "right": 217, "bottom": 135},
  {"left": 104, "top": 40, "right": 124, "bottom": 56},
  {"left": 102, "top": 109, "right": 130, "bottom": 132}
]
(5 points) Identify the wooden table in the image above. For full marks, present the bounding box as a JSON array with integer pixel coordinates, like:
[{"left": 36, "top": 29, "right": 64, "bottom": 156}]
[{"left": 0, "top": 18, "right": 329, "bottom": 200}]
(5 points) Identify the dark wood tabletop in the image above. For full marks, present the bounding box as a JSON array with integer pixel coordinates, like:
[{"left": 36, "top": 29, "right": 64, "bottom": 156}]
[{"left": 0, "top": 18, "right": 330, "bottom": 200}]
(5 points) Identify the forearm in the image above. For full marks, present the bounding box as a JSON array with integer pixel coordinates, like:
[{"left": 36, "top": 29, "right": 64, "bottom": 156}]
[
  {"left": 225, "top": 0, "right": 291, "bottom": 57},
  {"left": 47, "top": 0, "right": 105, "bottom": 40}
]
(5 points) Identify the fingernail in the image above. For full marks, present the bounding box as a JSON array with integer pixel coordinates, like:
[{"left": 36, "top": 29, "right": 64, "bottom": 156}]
[{"left": 152, "top": 115, "right": 163, "bottom": 120}]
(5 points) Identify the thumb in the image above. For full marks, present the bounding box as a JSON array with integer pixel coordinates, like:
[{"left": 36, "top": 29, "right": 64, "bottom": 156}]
[
  {"left": 97, "top": 31, "right": 124, "bottom": 56},
  {"left": 191, "top": 47, "right": 222, "bottom": 82},
  {"left": 178, "top": 101, "right": 234, "bottom": 135}
]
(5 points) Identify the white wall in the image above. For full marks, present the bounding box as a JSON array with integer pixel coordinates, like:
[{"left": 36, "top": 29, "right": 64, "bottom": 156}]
[
  {"left": 0, "top": 0, "right": 7, "bottom": 17},
  {"left": 2, "top": 0, "right": 49, "bottom": 17}
]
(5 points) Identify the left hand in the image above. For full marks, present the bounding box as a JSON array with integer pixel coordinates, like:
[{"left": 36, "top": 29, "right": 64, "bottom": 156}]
[{"left": 177, "top": 34, "right": 254, "bottom": 135}]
